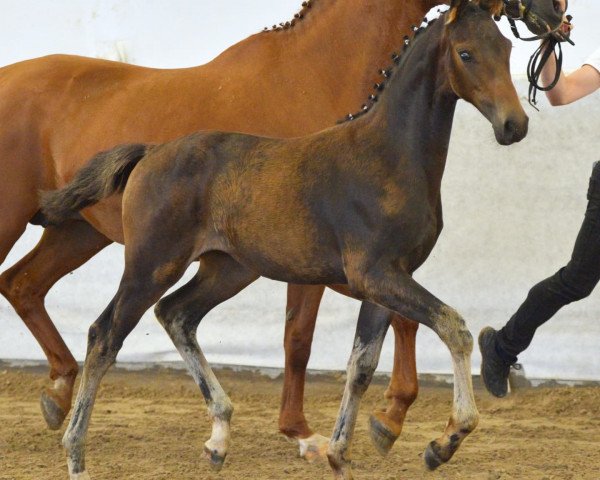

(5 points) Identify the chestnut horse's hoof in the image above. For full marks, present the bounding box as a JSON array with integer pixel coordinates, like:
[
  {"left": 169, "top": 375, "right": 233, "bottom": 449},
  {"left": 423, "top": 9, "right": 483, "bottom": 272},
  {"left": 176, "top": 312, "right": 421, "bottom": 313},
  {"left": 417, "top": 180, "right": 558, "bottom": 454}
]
[
  {"left": 298, "top": 433, "right": 329, "bottom": 463},
  {"left": 368, "top": 414, "right": 400, "bottom": 457},
  {"left": 423, "top": 440, "right": 445, "bottom": 471},
  {"left": 204, "top": 445, "right": 226, "bottom": 472},
  {"left": 40, "top": 390, "right": 68, "bottom": 430}
]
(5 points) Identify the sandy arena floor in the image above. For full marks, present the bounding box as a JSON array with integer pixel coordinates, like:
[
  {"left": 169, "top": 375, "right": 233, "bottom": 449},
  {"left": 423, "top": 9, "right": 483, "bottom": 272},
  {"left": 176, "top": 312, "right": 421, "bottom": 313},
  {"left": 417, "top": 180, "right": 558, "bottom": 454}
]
[{"left": 1, "top": 365, "right": 600, "bottom": 480}]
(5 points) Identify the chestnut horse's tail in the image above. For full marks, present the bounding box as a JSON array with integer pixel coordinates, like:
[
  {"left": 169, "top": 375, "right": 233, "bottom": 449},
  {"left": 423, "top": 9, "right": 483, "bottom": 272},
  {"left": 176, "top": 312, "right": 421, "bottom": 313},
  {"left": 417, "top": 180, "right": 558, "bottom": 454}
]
[{"left": 40, "top": 143, "right": 151, "bottom": 225}]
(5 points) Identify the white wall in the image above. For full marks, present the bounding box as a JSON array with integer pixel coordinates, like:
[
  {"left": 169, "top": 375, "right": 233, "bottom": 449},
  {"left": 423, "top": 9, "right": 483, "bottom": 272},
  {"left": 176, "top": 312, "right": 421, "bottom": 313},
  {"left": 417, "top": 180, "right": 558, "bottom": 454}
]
[{"left": 1, "top": 1, "right": 599, "bottom": 380}]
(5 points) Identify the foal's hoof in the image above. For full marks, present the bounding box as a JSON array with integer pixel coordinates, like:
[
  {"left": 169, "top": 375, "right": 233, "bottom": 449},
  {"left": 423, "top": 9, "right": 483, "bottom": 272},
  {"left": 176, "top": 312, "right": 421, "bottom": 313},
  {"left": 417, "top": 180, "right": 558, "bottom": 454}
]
[
  {"left": 204, "top": 445, "right": 227, "bottom": 472},
  {"left": 368, "top": 414, "right": 400, "bottom": 457},
  {"left": 328, "top": 460, "right": 354, "bottom": 480},
  {"left": 69, "top": 470, "right": 92, "bottom": 480},
  {"left": 332, "top": 468, "right": 354, "bottom": 480},
  {"left": 423, "top": 440, "right": 445, "bottom": 471},
  {"left": 298, "top": 433, "right": 329, "bottom": 463},
  {"left": 40, "top": 390, "right": 68, "bottom": 430}
]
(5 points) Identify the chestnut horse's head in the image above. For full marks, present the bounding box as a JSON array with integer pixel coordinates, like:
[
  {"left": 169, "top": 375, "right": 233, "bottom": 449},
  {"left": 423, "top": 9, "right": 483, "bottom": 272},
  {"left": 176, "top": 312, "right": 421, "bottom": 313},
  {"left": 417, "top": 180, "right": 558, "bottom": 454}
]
[{"left": 444, "top": 0, "right": 528, "bottom": 145}]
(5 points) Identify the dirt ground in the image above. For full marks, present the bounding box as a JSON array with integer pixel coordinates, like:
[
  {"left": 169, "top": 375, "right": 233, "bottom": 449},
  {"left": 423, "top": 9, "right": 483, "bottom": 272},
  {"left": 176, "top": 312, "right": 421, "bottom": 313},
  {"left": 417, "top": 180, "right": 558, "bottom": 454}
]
[{"left": 1, "top": 365, "right": 600, "bottom": 480}]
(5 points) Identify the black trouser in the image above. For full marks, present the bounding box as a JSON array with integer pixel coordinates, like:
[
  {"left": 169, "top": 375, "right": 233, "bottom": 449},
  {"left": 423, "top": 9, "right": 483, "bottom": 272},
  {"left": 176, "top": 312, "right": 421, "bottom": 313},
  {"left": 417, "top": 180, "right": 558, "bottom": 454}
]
[{"left": 497, "top": 161, "right": 600, "bottom": 362}]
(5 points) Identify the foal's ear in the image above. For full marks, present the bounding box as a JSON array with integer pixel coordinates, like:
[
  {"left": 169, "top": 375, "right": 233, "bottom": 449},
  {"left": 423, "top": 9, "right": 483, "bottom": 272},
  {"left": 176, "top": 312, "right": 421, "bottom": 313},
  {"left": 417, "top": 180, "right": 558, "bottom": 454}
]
[
  {"left": 448, "top": 0, "right": 503, "bottom": 22},
  {"left": 475, "top": 0, "right": 504, "bottom": 17},
  {"left": 447, "top": 0, "right": 470, "bottom": 24}
]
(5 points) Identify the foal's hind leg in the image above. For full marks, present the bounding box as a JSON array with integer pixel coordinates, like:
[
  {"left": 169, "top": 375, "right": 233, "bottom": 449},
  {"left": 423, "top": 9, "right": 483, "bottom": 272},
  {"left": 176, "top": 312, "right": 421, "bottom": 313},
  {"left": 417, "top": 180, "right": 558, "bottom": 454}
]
[
  {"left": 369, "top": 314, "right": 419, "bottom": 456},
  {"left": 280, "top": 283, "right": 329, "bottom": 461},
  {"left": 63, "top": 251, "right": 190, "bottom": 480},
  {"left": 327, "top": 302, "right": 391, "bottom": 480},
  {"left": 0, "top": 221, "right": 110, "bottom": 430},
  {"left": 154, "top": 252, "right": 258, "bottom": 471}
]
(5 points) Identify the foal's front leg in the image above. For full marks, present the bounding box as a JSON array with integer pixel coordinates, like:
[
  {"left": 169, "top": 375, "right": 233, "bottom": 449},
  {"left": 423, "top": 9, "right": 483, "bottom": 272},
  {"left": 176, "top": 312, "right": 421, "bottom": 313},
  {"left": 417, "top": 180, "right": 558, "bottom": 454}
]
[
  {"left": 347, "top": 267, "right": 479, "bottom": 471},
  {"left": 327, "top": 302, "right": 391, "bottom": 480}
]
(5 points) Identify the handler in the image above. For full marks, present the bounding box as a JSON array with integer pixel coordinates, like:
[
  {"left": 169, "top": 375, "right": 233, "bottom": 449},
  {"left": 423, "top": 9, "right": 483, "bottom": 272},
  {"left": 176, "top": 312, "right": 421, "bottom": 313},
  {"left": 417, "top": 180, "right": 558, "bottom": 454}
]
[{"left": 479, "top": 4, "right": 600, "bottom": 398}]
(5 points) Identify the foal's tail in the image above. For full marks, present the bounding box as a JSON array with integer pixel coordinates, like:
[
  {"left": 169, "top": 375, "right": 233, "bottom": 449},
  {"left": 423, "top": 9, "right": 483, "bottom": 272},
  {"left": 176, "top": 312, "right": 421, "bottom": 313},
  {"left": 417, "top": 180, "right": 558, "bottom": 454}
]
[{"left": 40, "top": 143, "right": 151, "bottom": 225}]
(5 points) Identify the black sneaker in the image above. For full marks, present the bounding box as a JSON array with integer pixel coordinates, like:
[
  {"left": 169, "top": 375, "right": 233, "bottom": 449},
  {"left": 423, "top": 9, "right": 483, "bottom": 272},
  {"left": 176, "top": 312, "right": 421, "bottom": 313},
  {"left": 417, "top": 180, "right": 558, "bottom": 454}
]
[{"left": 478, "top": 327, "right": 512, "bottom": 398}]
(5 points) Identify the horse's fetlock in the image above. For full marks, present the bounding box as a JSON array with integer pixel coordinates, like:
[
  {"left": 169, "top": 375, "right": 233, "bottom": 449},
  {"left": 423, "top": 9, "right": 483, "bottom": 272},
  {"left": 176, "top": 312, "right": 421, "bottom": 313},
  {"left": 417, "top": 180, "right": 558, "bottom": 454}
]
[
  {"left": 211, "top": 400, "right": 234, "bottom": 422},
  {"left": 384, "top": 382, "right": 418, "bottom": 405}
]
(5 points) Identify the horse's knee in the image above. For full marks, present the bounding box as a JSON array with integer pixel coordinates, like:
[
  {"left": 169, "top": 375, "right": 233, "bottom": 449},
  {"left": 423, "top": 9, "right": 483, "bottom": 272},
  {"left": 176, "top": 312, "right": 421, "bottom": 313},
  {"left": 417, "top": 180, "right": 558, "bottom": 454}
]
[{"left": 434, "top": 307, "right": 473, "bottom": 355}]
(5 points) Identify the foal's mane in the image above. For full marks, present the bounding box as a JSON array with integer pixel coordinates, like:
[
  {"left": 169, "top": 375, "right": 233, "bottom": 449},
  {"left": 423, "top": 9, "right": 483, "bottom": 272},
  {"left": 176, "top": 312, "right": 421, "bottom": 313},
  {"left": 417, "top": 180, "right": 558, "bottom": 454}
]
[{"left": 262, "top": 0, "right": 316, "bottom": 33}]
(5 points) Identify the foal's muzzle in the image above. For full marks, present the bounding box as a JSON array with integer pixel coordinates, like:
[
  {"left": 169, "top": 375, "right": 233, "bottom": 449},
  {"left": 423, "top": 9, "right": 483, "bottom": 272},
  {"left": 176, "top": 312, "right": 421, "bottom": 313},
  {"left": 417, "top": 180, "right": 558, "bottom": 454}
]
[{"left": 494, "top": 114, "right": 529, "bottom": 145}]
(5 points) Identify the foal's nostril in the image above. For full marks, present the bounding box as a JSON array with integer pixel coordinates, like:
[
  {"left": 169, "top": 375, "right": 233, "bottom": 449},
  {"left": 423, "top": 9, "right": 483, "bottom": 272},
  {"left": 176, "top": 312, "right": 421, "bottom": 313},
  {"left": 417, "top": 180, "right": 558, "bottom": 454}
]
[{"left": 504, "top": 119, "right": 516, "bottom": 136}]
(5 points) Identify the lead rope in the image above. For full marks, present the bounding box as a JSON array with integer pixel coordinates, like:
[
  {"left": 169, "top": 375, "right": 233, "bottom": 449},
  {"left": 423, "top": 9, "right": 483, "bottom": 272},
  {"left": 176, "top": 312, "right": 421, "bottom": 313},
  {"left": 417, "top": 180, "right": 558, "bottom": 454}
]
[
  {"left": 503, "top": 0, "right": 575, "bottom": 109},
  {"left": 526, "top": 37, "right": 563, "bottom": 109}
]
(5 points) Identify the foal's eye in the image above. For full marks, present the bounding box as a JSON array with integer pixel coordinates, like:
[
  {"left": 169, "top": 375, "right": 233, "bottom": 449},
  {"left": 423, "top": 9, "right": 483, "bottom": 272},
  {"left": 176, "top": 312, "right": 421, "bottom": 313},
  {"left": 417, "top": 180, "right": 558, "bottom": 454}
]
[{"left": 459, "top": 51, "right": 472, "bottom": 62}]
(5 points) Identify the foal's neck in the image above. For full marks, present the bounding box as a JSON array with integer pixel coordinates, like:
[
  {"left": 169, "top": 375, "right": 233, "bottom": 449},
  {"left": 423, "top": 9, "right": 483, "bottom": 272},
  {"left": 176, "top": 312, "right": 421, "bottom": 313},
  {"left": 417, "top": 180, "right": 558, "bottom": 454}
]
[{"left": 368, "top": 18, "right": 457, "bottom": 195}]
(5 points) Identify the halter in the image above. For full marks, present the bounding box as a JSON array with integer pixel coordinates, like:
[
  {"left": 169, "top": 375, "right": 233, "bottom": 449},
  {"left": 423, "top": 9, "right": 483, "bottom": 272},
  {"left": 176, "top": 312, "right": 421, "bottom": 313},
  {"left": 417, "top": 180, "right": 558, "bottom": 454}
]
[{"left": 502, "top": 0, "right": 575, "bottom": 108}]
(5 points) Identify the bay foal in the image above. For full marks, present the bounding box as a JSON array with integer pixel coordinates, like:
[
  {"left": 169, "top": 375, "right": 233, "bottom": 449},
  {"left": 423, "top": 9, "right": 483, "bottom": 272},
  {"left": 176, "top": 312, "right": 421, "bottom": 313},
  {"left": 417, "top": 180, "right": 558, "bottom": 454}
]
[
  {"left": 0, "top": 0, "right": 563, "bottom": 457},
  {"left": 0, "top": 1, "right": 450, "bottom": 452},
  {"left": 43, "top": 1, "right": 528, "bottom": 478}
]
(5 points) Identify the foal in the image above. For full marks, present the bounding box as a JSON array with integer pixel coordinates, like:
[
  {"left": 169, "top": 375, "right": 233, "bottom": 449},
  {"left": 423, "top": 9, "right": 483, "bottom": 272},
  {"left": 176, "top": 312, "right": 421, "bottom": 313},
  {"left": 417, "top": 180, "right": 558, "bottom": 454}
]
[
  {"left": 44, "top": 1, "right": 528, "bottom": 478},
  {"left": 0, "top": 0, "right": 564, "bottom": 458}
]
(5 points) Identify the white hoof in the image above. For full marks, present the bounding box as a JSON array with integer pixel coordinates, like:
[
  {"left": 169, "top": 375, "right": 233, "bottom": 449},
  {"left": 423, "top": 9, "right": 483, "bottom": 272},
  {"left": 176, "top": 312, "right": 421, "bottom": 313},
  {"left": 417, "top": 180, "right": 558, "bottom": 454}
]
[{"left": 298, "top": 433, "right": 329, "bottom": 462}]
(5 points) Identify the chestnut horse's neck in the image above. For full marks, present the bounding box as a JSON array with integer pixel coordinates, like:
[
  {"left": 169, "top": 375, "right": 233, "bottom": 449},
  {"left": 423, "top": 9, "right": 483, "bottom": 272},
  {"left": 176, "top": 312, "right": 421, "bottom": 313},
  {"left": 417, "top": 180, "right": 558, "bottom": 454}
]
[
  {"left": 365, "top": 17, "right": 457, "bottom": 198},
  {"left": 209, "top": 0, "right": 442, "bottom": 123}
]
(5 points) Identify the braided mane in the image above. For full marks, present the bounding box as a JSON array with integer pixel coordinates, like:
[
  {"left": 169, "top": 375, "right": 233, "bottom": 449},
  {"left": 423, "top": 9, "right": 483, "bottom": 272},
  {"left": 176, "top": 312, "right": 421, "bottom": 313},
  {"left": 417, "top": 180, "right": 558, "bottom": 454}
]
[{"left": 262, "top": 0, "right": 316, "bottom": 33}]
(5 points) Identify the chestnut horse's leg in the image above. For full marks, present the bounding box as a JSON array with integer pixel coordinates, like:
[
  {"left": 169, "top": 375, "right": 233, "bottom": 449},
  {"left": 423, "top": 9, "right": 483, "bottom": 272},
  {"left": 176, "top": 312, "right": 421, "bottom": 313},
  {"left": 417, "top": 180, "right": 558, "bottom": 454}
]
[
  {"left": 154, "top": 252, "right": 258, "bottom": 472},
  {"left": 0, "top": 221, "right": 110, "bottom": 430},
  {"left": 327, "top": 302, "right": 391, "bottom": 480},
  {"left": 280, "top": 283, "right": 329, "bottom": 461},
  {"left": 0, "top": 202, "right": 32, "bottom": 267},
  {"left": 347, "top": 267, "right": 479, "bottom": 471},
  {"left": 369, "top": 314, "right": 419, "bottom": 456}
]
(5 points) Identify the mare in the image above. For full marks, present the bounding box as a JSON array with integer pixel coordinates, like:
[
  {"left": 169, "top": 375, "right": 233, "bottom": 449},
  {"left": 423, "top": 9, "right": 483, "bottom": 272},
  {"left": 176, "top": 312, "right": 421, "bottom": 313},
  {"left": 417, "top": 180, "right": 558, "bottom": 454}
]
[
  {"left": 41, "top": 1, "right": 528, "bottom": 478},
  {"left": 0, "top": 0, "right": 563, "bottom": 458}
]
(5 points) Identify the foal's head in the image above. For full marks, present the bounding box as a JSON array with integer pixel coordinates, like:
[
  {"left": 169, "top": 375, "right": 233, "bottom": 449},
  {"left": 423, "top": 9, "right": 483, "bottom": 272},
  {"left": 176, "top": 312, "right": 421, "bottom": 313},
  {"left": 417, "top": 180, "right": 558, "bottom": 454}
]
[{"left": 444, "top": 0, "right": 528, "bottom": 145}]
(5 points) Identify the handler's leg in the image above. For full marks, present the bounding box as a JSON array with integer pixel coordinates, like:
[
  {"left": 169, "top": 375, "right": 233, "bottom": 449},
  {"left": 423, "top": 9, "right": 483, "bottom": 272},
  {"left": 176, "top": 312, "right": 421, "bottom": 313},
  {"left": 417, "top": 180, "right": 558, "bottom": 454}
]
[
  {"left": 480, "top": 161, "right": 600, "bottom": 397},
  {"left": 154, "top": 252, "right": 258, "bottom": 471}
]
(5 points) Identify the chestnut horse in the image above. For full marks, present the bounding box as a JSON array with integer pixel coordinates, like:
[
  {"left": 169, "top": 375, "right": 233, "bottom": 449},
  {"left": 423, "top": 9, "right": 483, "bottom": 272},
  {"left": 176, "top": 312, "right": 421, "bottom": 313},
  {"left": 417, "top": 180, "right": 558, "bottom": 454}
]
[
  {"left": 43, "top": 1, "right": 528, "bottom": 478},
  {"left": 0, "top": 0, "right": 563, "bottom": 458}
]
